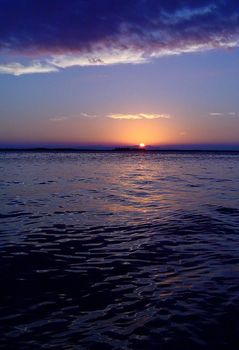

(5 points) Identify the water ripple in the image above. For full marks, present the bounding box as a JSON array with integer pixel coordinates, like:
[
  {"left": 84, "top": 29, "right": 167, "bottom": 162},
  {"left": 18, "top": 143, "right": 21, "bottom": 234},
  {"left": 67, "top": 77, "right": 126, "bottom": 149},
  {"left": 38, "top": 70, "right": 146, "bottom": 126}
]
[{"left": 0, "top": 152, "right": 239, "bottom": 349}]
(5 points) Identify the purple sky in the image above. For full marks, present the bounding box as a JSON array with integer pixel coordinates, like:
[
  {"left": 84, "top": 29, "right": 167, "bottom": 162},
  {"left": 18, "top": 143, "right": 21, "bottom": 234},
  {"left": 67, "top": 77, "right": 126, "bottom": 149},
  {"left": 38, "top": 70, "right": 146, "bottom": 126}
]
[{"left": 0, "top": 0, "right": 239, "bottom": 149}]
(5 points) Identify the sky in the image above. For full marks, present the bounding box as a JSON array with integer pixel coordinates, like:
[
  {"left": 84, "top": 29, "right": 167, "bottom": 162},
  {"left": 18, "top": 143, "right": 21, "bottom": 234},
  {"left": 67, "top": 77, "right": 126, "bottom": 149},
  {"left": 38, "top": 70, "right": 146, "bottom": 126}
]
[{"left": 0, "top": 0, "right": 239, "bottom": 149}]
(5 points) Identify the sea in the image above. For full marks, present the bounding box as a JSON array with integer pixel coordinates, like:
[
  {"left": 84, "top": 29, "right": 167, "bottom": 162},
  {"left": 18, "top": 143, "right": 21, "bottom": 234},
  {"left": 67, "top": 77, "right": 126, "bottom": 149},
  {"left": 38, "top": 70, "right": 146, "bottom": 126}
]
[{"left": 0, "top": 151, "right": 239, "bottom": 349}]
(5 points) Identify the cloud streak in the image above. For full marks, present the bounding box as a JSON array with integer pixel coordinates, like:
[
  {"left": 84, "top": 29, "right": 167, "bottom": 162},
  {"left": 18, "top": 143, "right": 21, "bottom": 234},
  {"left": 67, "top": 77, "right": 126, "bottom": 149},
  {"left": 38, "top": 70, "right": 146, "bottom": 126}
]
[
  {"left": 50, "top": 112, "right": 170, "bottom": 121},
  {"left": 209, "top": 112, "right": 238, "bottom": 117},
  {"left": 0, "top": 62, "right": 58, "bottom": 76},
  {"left": 209, "top": 112, "right": 225, "bottom": 116},
  {"left": 108, "top": 113, "right": 171, "bottom": 120},
  {"left": 1, "top": 1, "right": 239, "bottom": 74},
  {"left": 49, "top": 113, "right": 97, "bottom": 121},
  {"left": 49, "top": 116, "right": 68, "bottom": 122},
  {"left": 80, "top": 112, "right": 97, "bottom": 119}
]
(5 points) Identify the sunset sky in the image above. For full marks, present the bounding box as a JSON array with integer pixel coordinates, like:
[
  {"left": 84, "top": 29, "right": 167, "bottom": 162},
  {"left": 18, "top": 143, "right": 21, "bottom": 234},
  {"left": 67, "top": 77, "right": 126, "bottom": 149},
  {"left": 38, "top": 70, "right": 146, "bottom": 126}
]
[{"left": 0, "top": 0, "right": 239, "bottom": 149}]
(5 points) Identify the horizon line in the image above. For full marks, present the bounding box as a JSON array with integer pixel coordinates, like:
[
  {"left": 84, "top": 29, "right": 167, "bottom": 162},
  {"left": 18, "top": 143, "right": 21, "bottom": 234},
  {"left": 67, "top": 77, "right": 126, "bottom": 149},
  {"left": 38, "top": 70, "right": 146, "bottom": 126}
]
[{"left": 1, "top": 146, "right": 239, "bottom": 152}]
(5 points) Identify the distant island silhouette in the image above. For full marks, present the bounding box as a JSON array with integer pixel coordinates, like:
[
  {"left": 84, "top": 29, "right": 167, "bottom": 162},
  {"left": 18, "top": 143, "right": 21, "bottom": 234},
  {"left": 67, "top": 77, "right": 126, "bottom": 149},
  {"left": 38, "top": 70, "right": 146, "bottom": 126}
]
[
  {"left": 113, "top": 147, "right": 146, "bottom": 151},
  {"left": 0, "top": 147, "right": 239, "bottom": 153}
]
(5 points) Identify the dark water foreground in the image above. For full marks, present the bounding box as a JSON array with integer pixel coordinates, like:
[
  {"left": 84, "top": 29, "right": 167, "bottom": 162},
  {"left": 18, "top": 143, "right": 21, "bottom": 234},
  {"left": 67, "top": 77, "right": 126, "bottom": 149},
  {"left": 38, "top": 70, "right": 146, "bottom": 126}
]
[{"left": 0, "top": 152, "right": 239, "bottom": 349}]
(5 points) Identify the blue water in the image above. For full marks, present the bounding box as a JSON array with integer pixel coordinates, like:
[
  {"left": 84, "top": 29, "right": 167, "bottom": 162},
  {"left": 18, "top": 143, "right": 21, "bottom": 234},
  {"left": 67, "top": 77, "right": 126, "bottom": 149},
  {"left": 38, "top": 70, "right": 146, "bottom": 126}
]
[{"left": 0, "top": 151, "right": 239, "bottom": 349}]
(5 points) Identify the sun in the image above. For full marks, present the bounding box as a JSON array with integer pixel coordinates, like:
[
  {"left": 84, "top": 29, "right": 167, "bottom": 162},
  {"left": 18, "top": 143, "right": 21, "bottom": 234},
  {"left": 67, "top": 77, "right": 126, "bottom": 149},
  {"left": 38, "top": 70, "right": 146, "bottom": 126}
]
[{"left": 139, "top": 143, "right": 145, "bottom": 148}]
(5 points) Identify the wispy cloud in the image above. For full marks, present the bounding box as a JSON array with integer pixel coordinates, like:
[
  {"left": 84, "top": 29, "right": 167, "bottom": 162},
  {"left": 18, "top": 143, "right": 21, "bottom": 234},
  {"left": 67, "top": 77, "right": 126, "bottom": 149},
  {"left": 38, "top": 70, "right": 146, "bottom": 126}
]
[
  {"left": 49, "top": 113, "right": 98, "bottom": 122},
  {"left": 49, "top": 116, "right": 68, "bottom": 122},
  {"left": 209, "top": 112, "right": 237, "bottom": 117},
  {"left": 1, "top": 1, "right": 239, "bottom": 75},
  {"left": 108, "top": 113, "right": 171, "bottom": 120},
  {"left": 50, "top": 49, "right": 146, "bottom": 68},
  {"left": 209, "top": 112, "right": 225, "bottom": 116},
  {"left": 80, "top": 112, "right": 97, "bottom": 119},
  {"left": 1, "top": 40, "right": 238, "bottom": 75},
  {"left": 0, "top": 62, "right": 58, "bottom": 76}
]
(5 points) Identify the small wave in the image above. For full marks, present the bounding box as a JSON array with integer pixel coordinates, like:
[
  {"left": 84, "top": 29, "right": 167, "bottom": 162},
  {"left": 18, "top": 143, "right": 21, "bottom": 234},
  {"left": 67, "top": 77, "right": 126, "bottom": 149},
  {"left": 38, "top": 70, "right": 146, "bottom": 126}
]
[{"left": 216, "top": 207, "right": 239, "bottom": 215}]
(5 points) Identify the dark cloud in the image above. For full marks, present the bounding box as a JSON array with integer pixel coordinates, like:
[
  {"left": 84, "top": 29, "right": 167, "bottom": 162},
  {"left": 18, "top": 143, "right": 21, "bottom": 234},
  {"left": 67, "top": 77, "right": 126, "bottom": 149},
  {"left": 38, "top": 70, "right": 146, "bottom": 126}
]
[
  {"left": 0, "top": 0, "right": 239, "bottom": 53},
  {"left": 0, "top": 0, "right": 239, "bottom": 74}
]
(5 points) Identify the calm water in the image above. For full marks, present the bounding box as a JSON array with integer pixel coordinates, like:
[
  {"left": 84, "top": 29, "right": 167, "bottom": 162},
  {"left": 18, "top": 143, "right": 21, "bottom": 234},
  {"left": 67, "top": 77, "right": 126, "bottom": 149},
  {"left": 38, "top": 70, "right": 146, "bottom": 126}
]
[{"left": 0, "top": 151, "right": 239, "bottom": 349}]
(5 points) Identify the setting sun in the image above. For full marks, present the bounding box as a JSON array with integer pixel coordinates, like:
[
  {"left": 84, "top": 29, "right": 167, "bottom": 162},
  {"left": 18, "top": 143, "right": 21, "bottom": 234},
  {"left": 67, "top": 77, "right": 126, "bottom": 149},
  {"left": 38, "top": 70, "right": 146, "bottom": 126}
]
[{"left": 139, "top": 143, "right": 145, "bottom": 148}]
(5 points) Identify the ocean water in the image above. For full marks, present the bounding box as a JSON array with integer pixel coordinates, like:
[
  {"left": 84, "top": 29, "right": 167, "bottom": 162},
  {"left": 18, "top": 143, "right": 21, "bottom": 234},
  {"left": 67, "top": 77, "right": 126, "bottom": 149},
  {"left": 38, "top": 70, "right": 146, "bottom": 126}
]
[{"left": 0, "top": 151, "right": 239, "bottom": 350}]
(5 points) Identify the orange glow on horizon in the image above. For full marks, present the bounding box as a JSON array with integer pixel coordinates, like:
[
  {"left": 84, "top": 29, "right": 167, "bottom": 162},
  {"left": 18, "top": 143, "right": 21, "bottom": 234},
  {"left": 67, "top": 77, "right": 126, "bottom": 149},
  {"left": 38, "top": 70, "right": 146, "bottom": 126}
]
[
  {"left": 6, "top": 113, "right": 230, "bottom": 146},
  {"left": 139, "top": 143, "right": 145, "bottom": 148}
]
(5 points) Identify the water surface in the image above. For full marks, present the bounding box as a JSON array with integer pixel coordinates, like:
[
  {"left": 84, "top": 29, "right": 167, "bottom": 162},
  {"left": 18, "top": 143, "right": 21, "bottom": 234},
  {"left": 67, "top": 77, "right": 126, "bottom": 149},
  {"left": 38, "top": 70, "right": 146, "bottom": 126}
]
[{"left": 0, "top": 151, "right": 239, "bottom": 349}]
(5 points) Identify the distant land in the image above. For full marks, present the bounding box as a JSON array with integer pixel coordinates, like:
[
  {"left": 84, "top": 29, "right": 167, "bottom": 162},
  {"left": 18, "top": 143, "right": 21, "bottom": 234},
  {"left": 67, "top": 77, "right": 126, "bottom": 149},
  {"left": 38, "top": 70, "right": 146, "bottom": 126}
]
[
  {"left": 1, "top": 146, "right": 239, "bottom": 152},
  {"left": 1, "top": 142, "right": 239, "bottom": 152}
]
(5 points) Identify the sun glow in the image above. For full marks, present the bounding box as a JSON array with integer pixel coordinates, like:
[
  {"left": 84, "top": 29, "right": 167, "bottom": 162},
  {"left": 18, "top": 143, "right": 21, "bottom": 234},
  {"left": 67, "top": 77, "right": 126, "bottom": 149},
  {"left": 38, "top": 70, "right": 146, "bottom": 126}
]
[{"left": 139, "top": 143, "right": 145, "bottom": 148}]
